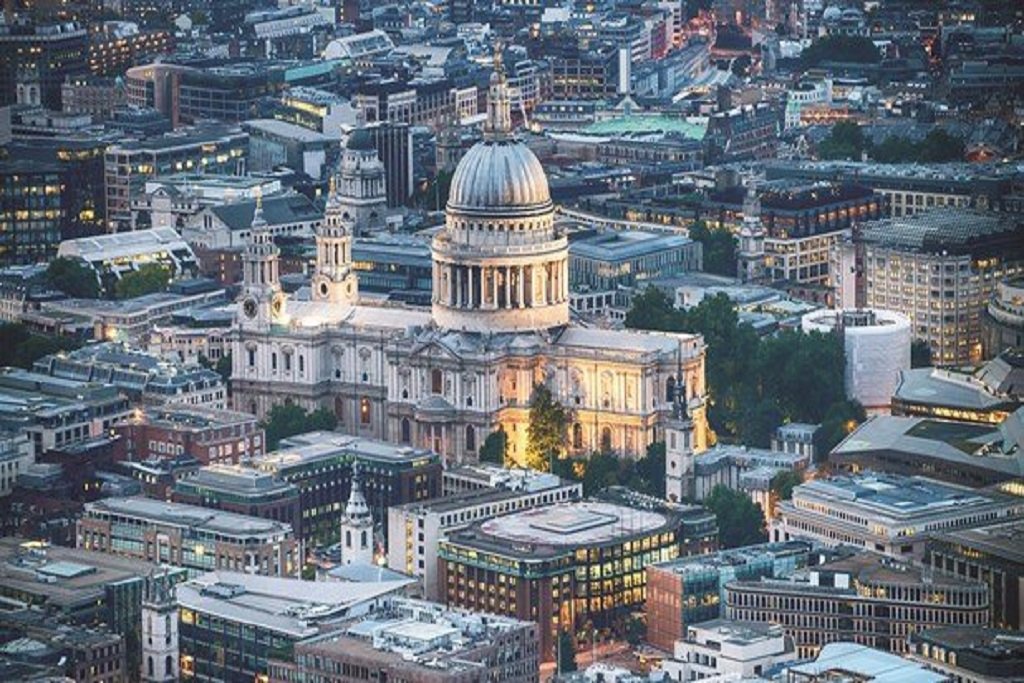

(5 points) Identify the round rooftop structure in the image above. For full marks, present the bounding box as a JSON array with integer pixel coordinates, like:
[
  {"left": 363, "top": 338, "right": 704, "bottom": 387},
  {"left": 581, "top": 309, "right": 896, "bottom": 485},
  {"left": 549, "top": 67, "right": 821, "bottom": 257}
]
[
  {"left": 345, "top": 128, "right": 376, "bottom": 152},
  {"left": 446, "top": 141, "right": 552, "bottom": 217}
]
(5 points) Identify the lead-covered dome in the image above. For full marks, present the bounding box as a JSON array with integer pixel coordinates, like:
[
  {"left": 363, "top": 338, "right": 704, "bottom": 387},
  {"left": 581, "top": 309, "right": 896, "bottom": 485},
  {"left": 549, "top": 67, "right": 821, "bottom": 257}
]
[{"left": 447, "top": 139, "right": 551, "bottom": 216}]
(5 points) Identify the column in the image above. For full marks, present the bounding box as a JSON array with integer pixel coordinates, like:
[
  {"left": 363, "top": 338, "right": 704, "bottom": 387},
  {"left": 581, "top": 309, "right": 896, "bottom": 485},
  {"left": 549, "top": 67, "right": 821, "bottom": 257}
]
[
  {"left": 468, "top": 266, "right": 475, "bottom": 308},
  {"left": 504, "top": 266, "right": 511, "bottom": 309},
  {"left": 456, "top": 266, "right": 463, "bottom": 308},
  {"left": 492, "top": 267, "right": 499, "bottom": 309},
  {"left": 516, "top": 266, "right": 525, "bottom": 308},
  {"left": 562, "top": 259, "right": 569, "bottom": 301}
]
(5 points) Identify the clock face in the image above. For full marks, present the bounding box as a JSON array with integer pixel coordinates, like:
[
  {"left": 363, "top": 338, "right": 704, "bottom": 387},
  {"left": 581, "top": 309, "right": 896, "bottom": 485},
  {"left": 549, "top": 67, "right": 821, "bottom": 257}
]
[
  {"left": 272, "top": 293, "right": 285, "bottom": 317},
  {"left": 319, "top": 280, "right": 330, "bottom": 297},
  {"left": 243, "top": 298, "right": 258, "bottom": 320}
]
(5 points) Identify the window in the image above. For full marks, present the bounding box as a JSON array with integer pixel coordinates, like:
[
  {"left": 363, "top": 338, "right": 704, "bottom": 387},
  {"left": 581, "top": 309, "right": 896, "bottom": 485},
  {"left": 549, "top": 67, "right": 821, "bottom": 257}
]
[
  {"left": 271, "top": 353, "right": 277, "bottom": 371},
  {"left": 401, "top": 418, "right": 411, "bottom": 444},
  {"left": 165, "top": 656, "right": 173, "bottom": 675},
  {"left": 573, "top": 423, "right": 583, "bottom": 450},
  {"left": 666, "top": 376, "right": 676, "bottom": 403},
  {"left": 431, "top": 368, "right": 443, "bottom": 394},
  {"left": 601, "top": 426, "right": 612, "bottom": 453},
  {"left": 465, "top": 425, "right": 476, "bottom": 452},
  {"left": 247, "top": 348, "right": 255, "bottom": 367},
  {"left": 360, "top": 398, "right": 371, "bottom": 425}
]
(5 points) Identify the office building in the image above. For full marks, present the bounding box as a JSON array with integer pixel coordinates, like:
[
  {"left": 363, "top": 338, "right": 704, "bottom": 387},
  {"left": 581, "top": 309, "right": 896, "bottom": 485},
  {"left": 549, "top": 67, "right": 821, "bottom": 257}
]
[
  {"left": 387, "top": 468, "right": 582, "bottom": 599},
  {"left": 909, "top": 627, "right": 1024, "bottom": 683},
  {"left": 646, "top": 541, "right": 812, "bottom": 652},
  {"left": 772, "top": 473, "right": 1024, "bottom": 560},
  {"left": 350, "top": 233, "right": 433, "bottom": 296},
  {"left": 891, "top": 351, "right": 1023, "bottom": 424},
  {"left": 704, "top": 103, "right": 779, "bottom": 163},
  {"left": 0, "top": 369, "right": 131, "bottom": 457},
  {"left": 114, "top": 405, "right": 264, "bottom": 465},
  {"left": 830, "top": 408, "right": 1024, "bottom": 488},
  {"left": 984, "top": 277, "right": 1024, "bottom": 357},
  {"left": 439, "top": 497, "right": 717, "bottom": 660},
  {"left": 786, "top": 642, "right": 947, "bottom": 682},
  {"left": 661, "top": 619, "right": 797, "bottom": 682},
  {"left": 273, "top": 598, "right": 540, "bottom": 683},
  {"left": 0, "top": 430, "right": 32, "bottom": 498},
  {"left": 927, "top": 516, "right": 1024, "bottom": 631},
  {"left": 847, "top": 209, "right": 1024, "bottom": 365},
  {"left": 364, "top": 121, "right": 414, "bottom": 208},
  {"left": 87, "top": 25, "right": 173, "bottom": 77},
  {"left": 242, "top": 118, "right": 338, "bottom": 180},
  {"left": 251, "top": 431, "right": 443, "bottom": 546},
  {"left": 177, "top": 571, "right": 412, "bottom": 683},
  {"left": 569, "top": 231, "right": 701, "bottom": 290},
  {"left": 0, "top": 609, "right": 128, "bottom": 683},
  {"left": 0, "top": 158, "right": 63, "bottom": 266},
  {"left": 172, "top": 465, "right": 302, "bottom": 543},
  {"left": 726, "top": 551, "right": 991, "bottom": 658},
  {"left": 0, "top": 20, "right": 89, "bottom": 109},
  {"left": 78, "top": 496, "right": 299, "bottom": 577},
  {"left": 104, "top": 125, "right": 248, "bottom": 232}
]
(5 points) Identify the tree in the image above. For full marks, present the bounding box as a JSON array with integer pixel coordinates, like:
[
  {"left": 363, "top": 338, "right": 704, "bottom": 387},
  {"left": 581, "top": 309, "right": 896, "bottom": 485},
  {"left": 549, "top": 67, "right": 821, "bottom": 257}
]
[
  {"left": 263, "top": 403, "right": 338, "bottom": 450},
  {"left": 624, "top": 285, "right": 683, "bottom": 332},
  {"left": 215, "top": 354, "right": 232, "bottom": 383},
  {"left": 801, "top": 35, "right": 881, "bottom": 67},
  {"left": 705, "top": 485, "right": 766, "bottom": 549},
  {"left": 911, "top": 339, "right": 933, "bottom": 368},
  {"left": 0, "top": 323, "right": 80, "bottom": 369},
  {"left": 813, "top": 399, "right": 866, "bottom": 462},
  {"left": 479, "top": 428, "right": 508, "bottom": 466},
  {"left": 770, "top": 469, "right": 803, "bottom": 501},
  {"left": 917, "top": 129, "right": 965, "bottom": 163},
  {"left": 525, "top": 383, "right": 571, "bottom": 471},
  {"left": 624, "top": 615, "right": 646, "bottom": 646},
  {"left": 634, "top": 441, "right": 666, "bottom": 498},
  {"left": 45, "top": 257, "right": 99, "bottom": 299},
  {"left": 557, "top": 630, "right": 577, "bottom": 674},
  {"left": 581, "top": 451, "right": 622, "bottom": 496},
  {"left": 689, "top": 221, "right": 737, "bottom": 277},
  {"left": 115, "top": 263, "right": 171, "bottom": 299},
  {"left": 818, "top": 121, "right": 867, "bottom": 160}
]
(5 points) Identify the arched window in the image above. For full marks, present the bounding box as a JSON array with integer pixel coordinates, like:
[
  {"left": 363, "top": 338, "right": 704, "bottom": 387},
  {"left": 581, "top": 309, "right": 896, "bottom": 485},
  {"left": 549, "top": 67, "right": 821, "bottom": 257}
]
[
  {"left": 601, "top": 426, "right": 613, "bottom": 453},
  {"left": 431, "top": 368, "right": 443, "bottom": 394},
  {"left": 165, "top": 655, "right": 173, "bottom": 675},
  {"left": 271, "top": 352, "right": 278, "bottom": 371},
  {"left": 147, "top": 657, "right": 154, "bottom": 677},
  {"left": 360, "top": 397, "right": 371, "bottom": 424},
  {"left": 361, "top": 530, "right": 368, "bottom": 547},
  {"left": 666, "top": 376, "right": 676, "bottom": 403},
  {"left": 401, "top": 418, "right": 411, "bottom": 444},
  {"left": 572, "top": 423, "right": 583, "bottom": 450},
  {"left": 465, "top": 425, "right": 476, "bottom": 452},
  {"left": 345, "top": 530, "right": 352, "bottom": 547}
]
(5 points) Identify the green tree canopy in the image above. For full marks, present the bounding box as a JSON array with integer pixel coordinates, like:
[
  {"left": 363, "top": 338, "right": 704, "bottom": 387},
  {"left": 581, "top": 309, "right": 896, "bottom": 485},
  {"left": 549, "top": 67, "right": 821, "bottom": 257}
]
[
  {"left": 802, "top": 35, "right": 881, "bottom": 67},
  {"left": 689, "top": 220, "right": 738, "bottom": 277},
  {"left": 45, "top": 257, "right": 99, "bottom": 299},
  {"left": 263, "top": 403, "right": 338, "bottom": 450},
  {"left": 871, "top": 129, "right": 965, "bottom": 164},
  {"left": 813, "top": 399, "right": 866, "bottom": 462},
  {"left": 705, "top": 485, "right": 767, "bottom": 549},
  {"left": 0, "top": 323, "right": 80, "bottom": 369},
  {"left": 526, "top": 383, "right": 571, "bottom": 471},
  {"left": 818, "top": 121, "right": 867, "bottom": 160},
  {"left": 115, "top": 263, "right": 171, "bottom": 299},
  {"left": 770, "top": 469, "right": 803, "bottom": 501},
  {"left": 478, "top": 428, "right": 508, "bottom": 466}
]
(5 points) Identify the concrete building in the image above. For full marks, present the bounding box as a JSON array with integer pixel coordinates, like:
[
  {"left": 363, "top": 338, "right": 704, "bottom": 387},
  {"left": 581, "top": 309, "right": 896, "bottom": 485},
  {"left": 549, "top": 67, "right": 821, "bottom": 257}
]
[
  {"left": 0, "top": 158, "right": 64, "bottom": 266},
  {"left": 0, "top": 430, "right": 32, "bottom": 498},
  {"left": 0, "top": 20, "right": 89, "bottom": 109},
  {"left": 984, "top": 277, "right": 1024, "bottom": 357},
  {"left": 177, "top": 570, "right": 411, "bottom": 683},
  {"left": 78, "top": 496, "right": 299, "bottom": 577},
  {"left": 230, "top": 66, "right": 711, "bottom": 464},
  {"left": 786, "top": 642, "right": 947, "bottom": 682},
  {"left": 387, "top": 468, "right": 582, "bottom": 599},
  {"left": 184, "top": 192, "right": 323, "bottom": 249},
  {"left": 243, "top": 119, "right": 337, "bottom": 180},
  {"left": 726, "top": 550, "right": 991, "bottom": 658},
  {"left": 801, "top": 308, "right": 912, "bottom": 415},
  {"left": 569, "top": 231, "right": 701, "bottom": 290},
  {"left": 909, "top": 627, "right": 1024, "bottom": 683},
  {"left": 646, "top": 541, "right": 812, "bottom": 652},
  {"left": 891, "top": 352, "right": 1023, "bottom": 424},
  {"left": 270, "top": 597, "right": 540, "bottom": 683},
  {"left": 927, "top": 516, "right": 1024, "bottom": 631},
  {"left": 113, "top": 405, "right": 263, "bottom": 465},
  {"left": 844, "top": 209, "right": 1024, "bottom": 365},
  {"left": 0, "top": 369, "right": 131, "bottom": 457},
  {"left": 57, "top": 227, "right": 199, "bottom": 285},
  {"left": 131, "top": 173, "right": 281, "bottom": 231},
  {"left": 662, "top": 619, "right": 797, "bottom": 682},
  {"left": 772, "top": 473, "right": 1024, "bottom": 560},
  {"left": 439, "top": 496, "right": 717, "bottom": 660}
]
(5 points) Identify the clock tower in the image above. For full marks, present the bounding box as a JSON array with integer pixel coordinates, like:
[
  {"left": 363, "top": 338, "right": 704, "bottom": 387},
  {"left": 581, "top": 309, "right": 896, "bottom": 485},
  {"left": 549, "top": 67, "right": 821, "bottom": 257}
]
[
  {"left": 312, "top": 175, "right": 359, "bottom": 306},
  {"left": 239, "top": 192, "right": 285, "bottom": 331}
]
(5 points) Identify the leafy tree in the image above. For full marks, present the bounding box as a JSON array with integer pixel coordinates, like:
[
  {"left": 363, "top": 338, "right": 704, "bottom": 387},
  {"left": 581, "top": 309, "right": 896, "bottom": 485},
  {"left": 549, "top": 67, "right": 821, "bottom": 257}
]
[
  {"left": 45, "top": 257, "right": 99, "bottom": 299},
  {"left": 115, "top": 263, "right": 171, "bottom": 299},
  {"left": 215, "top": 353, "right": 232, "bottom": 383},
  {"left": 581, "top": 451, "right": 622, "bottom": 495},
  {"left": 479, "top": 428, "right": 508, "bottom": 466},
  {"left": 689, "top": 221, "right": 737, "bottom": 277},
  {"left": 705, "top": 485, "right": 766, "bottom": 549},
  {"left": 635, "top": 441, "right": 666, "bottom": 498},
  {"left": 911, "top": 339, "right": 933, "bottom": 368},
  {"left": 813, "top": 399, "right": 866, "bottom": 462},
  {"left": 526, "top": 383, "right": 571, "bottom": 471},
  {"left": 818, "top": 121, "right": 867, "bottom": 160},
  {"left": 263, "top": 403, "right": 338, "bottom": 450},
  {"left": 557, "top": 630, "right": 577, "bottom": 674},
  {"left": 740, "top": 399, "right": 784, "bottom": 448},
  {"left": 624, "top": 285, "right": 683, "bottom": 332},
  {"left": 0, "top": 323, "right": 80, "bottom": 369},
  {"left": 801, "top": 35, "right": 881, "bottom": 67},
  {"left": 624, "top": 615, "right": 646, "bottom": 646},
  {"left": 770, "top": 469, "right": 803, "bottom": 501},
  {"left": 917, "top": 129, "right": 965, "bottom": 163}
]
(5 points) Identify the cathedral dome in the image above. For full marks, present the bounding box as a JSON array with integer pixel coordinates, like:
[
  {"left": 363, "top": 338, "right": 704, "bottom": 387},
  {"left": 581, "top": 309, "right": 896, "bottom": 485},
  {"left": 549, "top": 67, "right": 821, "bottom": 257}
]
[
  {"left": 346, "top": 128, "right": 376, "bottom": 151},
  {"left": 447, "top": 139, "right": 551, "bottom": 216}
]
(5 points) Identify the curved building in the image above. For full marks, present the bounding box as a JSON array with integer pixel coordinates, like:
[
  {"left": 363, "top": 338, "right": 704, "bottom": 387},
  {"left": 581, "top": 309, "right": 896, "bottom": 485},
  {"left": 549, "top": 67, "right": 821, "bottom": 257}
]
[
  {"left": 802, "top": 308, "right": 911, "bottom": 414},
  {"left": 983, "top": 277, "right": 1024, "bottom": 357}
]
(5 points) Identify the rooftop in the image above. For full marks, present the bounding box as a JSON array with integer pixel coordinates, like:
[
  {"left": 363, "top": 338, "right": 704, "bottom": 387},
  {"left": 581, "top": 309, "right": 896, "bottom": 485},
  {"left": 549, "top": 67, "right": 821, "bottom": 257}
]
[
  {"left": 930, "top": 516, "right": 1024, "bottom": 565},
  {"left": 651, "top": 541, "right": 812, "bottom": 577},
  {"left": 786, "top": 642, "right": 946, "bottom": 683},
  {"left": 175, "top": 464, "right": 297, "bottom": 499},
  {"left": 570, "top": 231, "right": 693, "bottom": 261},
  {"left": 84, "top": 496, "right": 293, "bottom": 539},
  {"left": 858, "top": 208, "right": 1023, "bottom": 253}
]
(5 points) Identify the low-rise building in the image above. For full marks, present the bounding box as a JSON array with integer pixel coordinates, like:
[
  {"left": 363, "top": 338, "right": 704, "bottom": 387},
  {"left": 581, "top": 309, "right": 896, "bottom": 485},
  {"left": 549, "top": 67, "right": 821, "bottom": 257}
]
[
  {"left": 773, "top": 472, "right": 1024, "bottom": 559},
  {"left": 984, "top": 277, "right": 1024, "bottom": 357},
  {"left": 387, "top": 467, "right": 582, "bottom": 599},
  {"left": 274, "top": 597, "right": 539, "bottom": 683},
  {"left": 726, "top": 551, "right": 991, "bottom": 658},
  {"left": 113, "top": 405, "right": 264, "bottom": 465},
  {"left": 0, "top": 430, "right": 32, "bottom": 497},
  {"left": 891, "top": 352, "right": 1023, "bottom": 424},
  {"left": 177, "top": 570, "right": 411, "bottom": 683},
  {"left": 646, "top": 541, "right": 813, "bottom": 652},
  {"left": 662, "top": 619, "right": 797, "bottom": 682},
  {"left": 57, "top": 227, "right": 199, "bottom": 284},
  {"left": 78, "top": 496, "right": 299, "bottom": 577},
  {"left": 569, "top": 231, "right": 701, "bottom": 290},
  {"left": 439, "top": 495, "right": 717, "bottom": 661},
  {"left": 0, "top": 610, "right": 128, "bottom": 683},
  {"left": 184, "top": 192, "right": 323, "bottom": 250},
  {"left": 909, "top": 627, "right": 1024, "bottom": 683},
  {"left": 785, "top": 642, "right": 947, "bottom": 682}
]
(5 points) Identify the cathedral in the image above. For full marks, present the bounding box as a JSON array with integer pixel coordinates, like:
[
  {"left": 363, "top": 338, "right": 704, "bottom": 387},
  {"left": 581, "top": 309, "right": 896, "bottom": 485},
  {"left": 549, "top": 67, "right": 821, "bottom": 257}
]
[{"left": 230, "top": 65, "right": 710, "bottom": 465}]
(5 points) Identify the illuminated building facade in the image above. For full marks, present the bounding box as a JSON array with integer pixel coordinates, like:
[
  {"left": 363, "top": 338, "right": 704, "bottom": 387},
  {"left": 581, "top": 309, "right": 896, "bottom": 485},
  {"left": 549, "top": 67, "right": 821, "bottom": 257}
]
[
  {"left": 0, "top": 20, "right": 88, "bottom": 109},
  {"left": 437, "top": 498, "right": 717, "bottom": 661},
  {"left": 87, "top": 29, "right": 173, "bottom": 77},
  {"left": 0, "top": 158, "right": 63, "bottom": 265},
  {"left": 77, "top": 496, "right": 299, "bottom": 577}
]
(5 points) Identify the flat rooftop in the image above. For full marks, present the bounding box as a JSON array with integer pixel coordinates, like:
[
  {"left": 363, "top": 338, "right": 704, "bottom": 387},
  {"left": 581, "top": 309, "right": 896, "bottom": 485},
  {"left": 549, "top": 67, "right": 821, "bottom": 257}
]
[
  {"left": 788, "top": 642, "right": 946, "bottom": 683},
  {"left": 651, "top": 541, "right": 812, "bottom": 576},
  {"left": 570, "top": 231, "right": 693, "bottom": 261},
  {"left": 257, "top": 432, "right": 437, "bottom": 470},
  {"left": 894, "top": 366, "right": 1015, "bottom": 411},
  {"left": 85, "top": 496, "right": 293, "bottom": 539},
  {"left": 930, "top": 517, "right": 1024, "bottom": 565}
]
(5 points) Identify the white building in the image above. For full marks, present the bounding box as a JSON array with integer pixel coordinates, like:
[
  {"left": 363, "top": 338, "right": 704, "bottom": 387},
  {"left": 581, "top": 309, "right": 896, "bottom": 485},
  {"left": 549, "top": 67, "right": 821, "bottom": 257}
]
[
  {"left": 802, "top": 308, "right": 912, "bottom": 415},
  {"left": 662, "top": 619, "right": 796, "bottom": 682},
  {"left": 230, "top": 64, "right": 710, "bottom": 464},
  {"left": 131, "top": 174, "right": 281, "bottom": 231},
  {"left": 141, "top": 578, "right": 178, "bottom": 683},
  {"left": 57, "top": 228, "right": 199, "bottom": 283},
  {"left": 339, "top": 468, "right": 374, "bottom": 567}
]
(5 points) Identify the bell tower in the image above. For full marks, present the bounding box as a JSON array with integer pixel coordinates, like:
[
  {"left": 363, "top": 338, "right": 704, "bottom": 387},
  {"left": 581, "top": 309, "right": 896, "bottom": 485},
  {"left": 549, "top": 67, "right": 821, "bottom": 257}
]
[
  {"left": 340, "top": 464, "right": 374, "bottom": 566},
  {"left": 141, "top": 573, "right": 178, "bottom": 683},
  {"left": 239, "top": 192, "right": 285, "bottom": 330},
  {"left": 312, "top": 176, "right": 359, "bottom": 305},
  {"left": 737, "top": 181, "right": 767, "bottom": 284}
]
